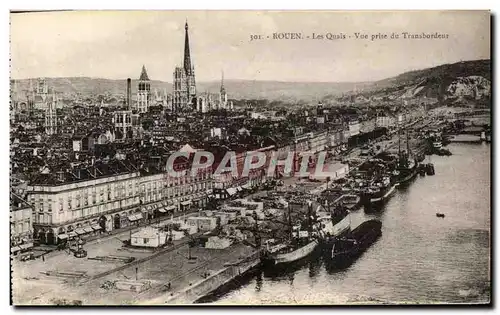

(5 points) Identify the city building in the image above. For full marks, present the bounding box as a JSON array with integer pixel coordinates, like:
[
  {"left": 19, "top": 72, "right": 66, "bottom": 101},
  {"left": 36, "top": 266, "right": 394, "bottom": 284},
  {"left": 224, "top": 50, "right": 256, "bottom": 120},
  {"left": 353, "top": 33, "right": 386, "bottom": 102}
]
[
  {"left": 130, "top": 226, "right": 169, "bottom": 248},
  {"left": 71, "top": 134, "right": 94, "bottom": 152},
  {"left": 173, "top": 22, "right": 196, "bottom": 112},
  {"left": 210, "top": 127, "right": 224, "bottom": 139},
  {"left": 113, "top": 110, "right": 140, "bottom": 140},
  {"left": 348, "top": 120, "right": 361, "bottom": 137},
  {"left": 376, "top": 112, "right": 397, "bottom": 129},
  {"left": 27, "top": 161, "right": 142, "bottom": 245},
  {"left": 186, "top": 216, "right": 217, "bottom": 232},
  {"left": 308, "top": 130, "right": 329, "bottom": 153},
  {"left": 157, "top": 146, "right": 214, "bottom": 212},
  {"left": 196, "top": 96, "right": 209, "bottom": 113},
  {"left": 10, "top": 193, "right": 34, "bottom": 255},
  {"left": 136, "top": 65, "right": 151, "bottom": 113},
  {"left": 26, "top": 149, "right": 215, "bottom": 245}
]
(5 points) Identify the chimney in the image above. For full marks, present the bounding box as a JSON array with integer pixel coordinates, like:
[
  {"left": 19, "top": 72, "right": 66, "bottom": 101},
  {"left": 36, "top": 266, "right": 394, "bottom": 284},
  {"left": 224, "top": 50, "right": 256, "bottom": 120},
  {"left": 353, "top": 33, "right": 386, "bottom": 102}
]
[{"left": 126, "top": 78, "right": 131, "bottom": 109}]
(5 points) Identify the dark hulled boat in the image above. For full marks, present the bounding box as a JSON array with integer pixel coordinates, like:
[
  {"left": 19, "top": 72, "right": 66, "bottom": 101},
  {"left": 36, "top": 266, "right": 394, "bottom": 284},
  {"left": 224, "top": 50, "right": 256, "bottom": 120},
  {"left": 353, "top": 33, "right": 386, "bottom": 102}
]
[
  {"left": 323, "top": 219, "right": 382, "bottom": 268},
  {"left": 361, "top": 175, "right": 396, "bottom": 206},
  {"left": 394, "top": 152, "right": 418, "bottom": 186}
]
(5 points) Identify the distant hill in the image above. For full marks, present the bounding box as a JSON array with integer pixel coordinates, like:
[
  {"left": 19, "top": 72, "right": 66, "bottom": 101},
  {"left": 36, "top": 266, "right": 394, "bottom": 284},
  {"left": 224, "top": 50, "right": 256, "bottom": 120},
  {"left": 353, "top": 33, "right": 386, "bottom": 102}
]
[
  {"left": 200, "top": 80, "right": 374, "bottom": 103},
  {"left": 12, "top": 77, "right": 172, "bottom": 97},
  {"left": 12, "top": 77, "right": 370, "bottom": 104},
  {"left": 373, "top": 59, "right": 491, "bottom": 89},
  {"left": 365, "top": 59, "right": 490, "bottom": 98},
  {"left": 12, "top": 59, "right": 490, "bottom": 104},
  {"left": 323, "top": 59, "right": 491, "bottom": 103}
]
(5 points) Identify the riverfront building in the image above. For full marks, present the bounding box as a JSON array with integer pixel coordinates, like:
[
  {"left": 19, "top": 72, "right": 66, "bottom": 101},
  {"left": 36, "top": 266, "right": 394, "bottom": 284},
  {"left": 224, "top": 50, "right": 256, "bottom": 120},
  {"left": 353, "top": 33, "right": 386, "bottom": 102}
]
[
  {"left": 10, "top": 193, "right": 34, "bottom": 255},
  {"left": 27, "top": 153, "right": 214, "bottom": 245}
]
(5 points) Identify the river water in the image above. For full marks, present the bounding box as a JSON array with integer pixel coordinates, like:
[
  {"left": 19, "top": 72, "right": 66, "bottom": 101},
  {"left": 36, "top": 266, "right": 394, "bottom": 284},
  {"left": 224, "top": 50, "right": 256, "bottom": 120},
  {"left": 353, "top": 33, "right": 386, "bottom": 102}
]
[{"left": 203, "top": 143, "right": 491, "bottom": 305}]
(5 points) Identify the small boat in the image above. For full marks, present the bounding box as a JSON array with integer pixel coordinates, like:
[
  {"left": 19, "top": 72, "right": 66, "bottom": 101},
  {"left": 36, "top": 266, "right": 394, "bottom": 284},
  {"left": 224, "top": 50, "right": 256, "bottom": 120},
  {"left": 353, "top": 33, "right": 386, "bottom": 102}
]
[
  {"left": 261, "top": 238, "right": 319, "bottom": 267},
  {"left": 436, "top": 213, "right": 445, "bottom": 218},
  {"left": 436, "top": 148, "right": 452, "bottom": 156},
  {"left": 433, "top": 141, "right": 442, "bottom": 150},
  {"left": 331, "top": 194, "right": 361, "bottom": 211},
  {"left": 418, "top": 166, "right": 426, "bottom": 176},
  {"left": 425, "top": 163, "right": 435, "bottom": 176}
]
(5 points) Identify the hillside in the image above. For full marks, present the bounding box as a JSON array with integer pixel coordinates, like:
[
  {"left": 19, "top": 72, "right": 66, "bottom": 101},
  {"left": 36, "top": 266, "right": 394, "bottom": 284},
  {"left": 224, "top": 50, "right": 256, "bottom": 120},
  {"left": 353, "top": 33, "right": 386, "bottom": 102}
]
[
  {"left": 366, "top": 59, "right": 490, "bottom": 99},
  {"left": 325, "top": 59, "right": 491, "bottom": 103},
  {"left": 374, "top": 59, "right": 491, "bottom": 89}
]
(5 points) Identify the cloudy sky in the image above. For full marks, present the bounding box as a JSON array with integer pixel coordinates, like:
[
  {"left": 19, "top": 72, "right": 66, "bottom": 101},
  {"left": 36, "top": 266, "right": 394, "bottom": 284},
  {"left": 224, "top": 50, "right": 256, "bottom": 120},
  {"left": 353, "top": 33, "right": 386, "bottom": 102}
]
[{"left": 10, "top": 10, "right": 490, "bottom": 82}]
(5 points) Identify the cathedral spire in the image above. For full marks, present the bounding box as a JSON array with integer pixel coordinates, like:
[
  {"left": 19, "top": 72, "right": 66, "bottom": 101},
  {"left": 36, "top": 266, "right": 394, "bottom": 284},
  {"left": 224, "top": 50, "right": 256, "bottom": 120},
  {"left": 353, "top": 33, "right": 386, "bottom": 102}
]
[
  {"left": 220, "top": 70, "right": 225, "bottom": 93},
  {"left": 139, "top": 65, "right": 150, "bottom": 81},
  {"left": 184, "top": 20, "right": 192, "bottom": 75}
]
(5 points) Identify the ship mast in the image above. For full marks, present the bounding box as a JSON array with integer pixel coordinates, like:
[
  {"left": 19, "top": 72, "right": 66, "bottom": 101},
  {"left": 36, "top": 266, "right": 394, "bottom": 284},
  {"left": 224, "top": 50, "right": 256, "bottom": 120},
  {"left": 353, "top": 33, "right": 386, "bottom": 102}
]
[
  {"left": 398, "top": 123, "right": 402, "bottom": 157},
  {"left": 253, "top": 210, "right": 261, "bottom": 248},
  {"left": 293, "top": 127, "right": 297, "bottom": 175},
  {"left": 398, "top": 100, "right": 403, "bottom": 158},
  {"left": 307, "top": 201, "right": 313, "bottom": 239},
  {"left": 406, "top": 125, "right": 410, "bottom": 156}
]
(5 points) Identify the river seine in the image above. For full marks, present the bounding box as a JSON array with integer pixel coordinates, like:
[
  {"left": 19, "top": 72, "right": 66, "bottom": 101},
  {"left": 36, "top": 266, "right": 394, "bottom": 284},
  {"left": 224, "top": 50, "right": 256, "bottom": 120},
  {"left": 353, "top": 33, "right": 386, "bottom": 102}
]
[{"left": 201, "top": 143, "right": 491, "bottom": 304}]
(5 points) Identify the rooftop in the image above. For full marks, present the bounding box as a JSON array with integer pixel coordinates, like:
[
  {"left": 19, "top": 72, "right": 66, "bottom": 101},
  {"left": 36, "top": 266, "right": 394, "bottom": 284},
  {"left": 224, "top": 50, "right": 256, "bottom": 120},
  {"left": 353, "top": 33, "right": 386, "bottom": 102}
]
[
  {"left": 30, "top": 159, "right": 140, "bottom": 186},
  {"left": 10, "top": 192, "right": 31, "bottom": 211}
]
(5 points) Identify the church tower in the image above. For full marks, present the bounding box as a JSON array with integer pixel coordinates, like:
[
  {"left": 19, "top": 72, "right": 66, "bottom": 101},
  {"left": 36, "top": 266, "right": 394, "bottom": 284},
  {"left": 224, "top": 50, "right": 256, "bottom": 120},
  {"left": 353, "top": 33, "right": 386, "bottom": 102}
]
[
  {"left": 44, "top": 90, "right": 58, "bottom": 135},
  {"left": 219, "top": 70, "right": 228, "bottom": 110},
  {"left": 136, "top": 65, "right": 151, "bottom": 113},
  {"left": 37, "top": 78, "right": 48, "bottom": 100},
  {"left": 173, "top": 21, "right": 197, "bottom": 112}
]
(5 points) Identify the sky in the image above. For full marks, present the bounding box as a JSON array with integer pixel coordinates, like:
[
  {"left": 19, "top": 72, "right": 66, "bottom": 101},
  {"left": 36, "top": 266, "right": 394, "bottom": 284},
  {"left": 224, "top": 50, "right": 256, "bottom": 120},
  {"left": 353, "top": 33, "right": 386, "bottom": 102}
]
[{"left": 10, "top": 10, "right": 490, "bottom": 82}]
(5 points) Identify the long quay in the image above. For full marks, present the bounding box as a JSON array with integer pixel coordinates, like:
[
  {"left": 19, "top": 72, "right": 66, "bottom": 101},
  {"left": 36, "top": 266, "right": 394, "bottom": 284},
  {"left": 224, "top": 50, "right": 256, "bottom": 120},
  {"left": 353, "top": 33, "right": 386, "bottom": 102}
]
[{"left": 81, "top": 234, "right": 200, "bottom": 283}]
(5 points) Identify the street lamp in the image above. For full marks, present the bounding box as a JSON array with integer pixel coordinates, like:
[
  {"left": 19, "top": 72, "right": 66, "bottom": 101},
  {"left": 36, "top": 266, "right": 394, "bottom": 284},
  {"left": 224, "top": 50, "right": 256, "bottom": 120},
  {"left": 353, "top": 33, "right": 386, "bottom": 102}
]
[{"left": 74, "top": 237, "right": 87, "bottom": 258}]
